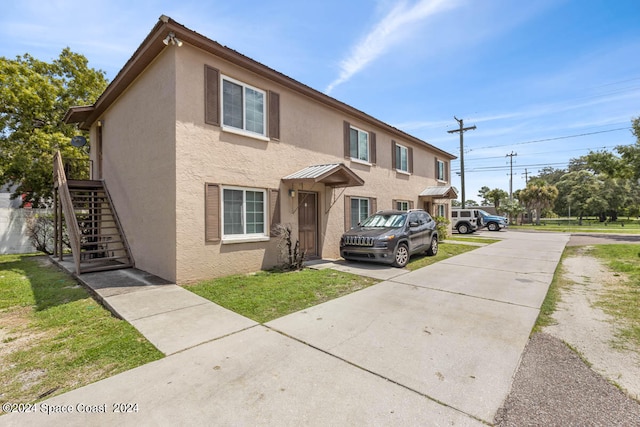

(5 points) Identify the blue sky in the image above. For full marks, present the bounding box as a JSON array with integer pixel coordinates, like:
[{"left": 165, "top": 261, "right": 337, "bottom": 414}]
[{"left": 2, "top": 0, "right": 639, "bottom": 202}]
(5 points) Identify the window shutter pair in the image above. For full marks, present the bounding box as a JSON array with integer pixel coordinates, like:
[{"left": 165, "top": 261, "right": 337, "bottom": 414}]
[
  {"left": 204, "top": 65, "right": 279, "bottom": 139},
  {"left": 205, "top": 184, "right": 280, "bottom": 241},
  {"left": 343, "top": 121, "right": 376, "bottom": 164}
]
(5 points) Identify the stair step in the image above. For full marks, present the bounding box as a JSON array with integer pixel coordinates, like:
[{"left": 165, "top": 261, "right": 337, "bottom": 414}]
[
  {"left": 81, "top": 254, "right": 130, "bottom": 263},
  {"left": 68, "top": 180, "right": 104, "bottom": 189},
  {"left": 58, "top": 178, "right": 133, "bottom": 274},
  {"left": 79, "top": 262, "right": 134, "bottom": 274}
]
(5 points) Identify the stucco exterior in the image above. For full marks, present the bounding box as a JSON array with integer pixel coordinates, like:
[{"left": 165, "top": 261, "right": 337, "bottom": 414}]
[{"left": 68, "top": 16, "right": 456, "bottom": 283}]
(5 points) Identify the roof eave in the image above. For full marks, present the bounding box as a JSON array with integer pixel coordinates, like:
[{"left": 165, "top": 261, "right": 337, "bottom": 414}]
[{"left": 64, "top": 15, "right": 456, "bottom": 160}]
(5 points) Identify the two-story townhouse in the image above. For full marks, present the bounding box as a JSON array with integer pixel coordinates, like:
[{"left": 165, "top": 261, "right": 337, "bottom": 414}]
[{"left": 63, "top": 15, "right": 457, "bottom": 283}]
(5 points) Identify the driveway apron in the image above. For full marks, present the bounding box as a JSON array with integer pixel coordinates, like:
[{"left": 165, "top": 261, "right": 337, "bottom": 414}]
[{"left": 267, "top": 231, "right": 569, "bottom": 423}]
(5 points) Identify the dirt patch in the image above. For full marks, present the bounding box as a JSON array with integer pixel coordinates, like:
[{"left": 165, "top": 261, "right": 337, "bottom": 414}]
[{"left": 544, "top": 246, "right": 640, "bottom": 400}]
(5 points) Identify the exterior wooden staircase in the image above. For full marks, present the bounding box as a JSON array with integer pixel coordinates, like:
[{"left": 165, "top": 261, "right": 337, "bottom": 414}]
[{"left": 53, "top": 151, "right": 133, "bottom": 274}]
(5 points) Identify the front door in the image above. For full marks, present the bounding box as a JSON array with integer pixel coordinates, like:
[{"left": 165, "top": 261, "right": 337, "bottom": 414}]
[{"left": 298, "top": 192, "right": 318, "bottom": 257}]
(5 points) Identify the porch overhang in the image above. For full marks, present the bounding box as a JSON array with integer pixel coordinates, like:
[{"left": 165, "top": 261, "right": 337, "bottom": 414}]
[
  {"left": 282, "top": 163, "right": 364, "bottom": 188},
  {"left": 419, "top": 185, "right": 458, "bottom": 199}
]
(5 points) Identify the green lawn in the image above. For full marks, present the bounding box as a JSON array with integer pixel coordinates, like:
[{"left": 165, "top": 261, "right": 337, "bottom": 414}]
[
  {"left": 0, "top": 254, "right": 163, "bottom": 406},
  {"left": 510, "top": 219, "right": 640, "bottom": 234},
  {"left": 185, "top": 268, "right": 378, "bottom": 323},
  {"left": 590, "top": 245, "right": 640, "bottom": 348}
]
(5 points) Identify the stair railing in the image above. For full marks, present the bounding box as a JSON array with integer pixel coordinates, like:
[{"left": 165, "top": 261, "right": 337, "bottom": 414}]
[{"left": 53, "top": 151, "right": 82, "bottom": 273}]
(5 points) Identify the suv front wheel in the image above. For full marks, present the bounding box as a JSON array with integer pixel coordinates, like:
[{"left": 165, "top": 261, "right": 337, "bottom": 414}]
[
  {"left": 393, "top": 243, "right": 409, "bottom": 267},
  {"left": 426, "top": 236, "right": 438, "bottom": 256}
]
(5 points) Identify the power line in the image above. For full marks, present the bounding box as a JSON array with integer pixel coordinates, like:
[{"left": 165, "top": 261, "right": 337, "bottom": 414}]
[
  {"left": 468, "top": 127, "right": 631, "bottom": 151},
  {"left": 452, "top": 161, "right": 568, "bottom": 173}
]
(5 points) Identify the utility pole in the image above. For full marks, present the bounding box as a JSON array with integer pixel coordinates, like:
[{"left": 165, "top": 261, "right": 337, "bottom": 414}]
[
  {"left": 447, "top": 117, "right": 476, "bottom": 208},
  {"left": 522, "top": 168, "right": 529, "bottom": 185},
  {"left": 506, "top": 151, "right": 517, "bottom": 200}
]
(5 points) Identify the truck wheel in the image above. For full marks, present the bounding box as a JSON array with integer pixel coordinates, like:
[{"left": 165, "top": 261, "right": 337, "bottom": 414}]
[
  {"left": 487, "top": 222, "right": 499, "bottom": 231},
  {"left": 457, "top": 223, "right": 469, "bottom": 234}
]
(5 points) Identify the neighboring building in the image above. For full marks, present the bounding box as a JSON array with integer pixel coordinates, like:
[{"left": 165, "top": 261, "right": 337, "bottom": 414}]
[{"left": 64, "top": 15, "right": 457, "bottom": 283}]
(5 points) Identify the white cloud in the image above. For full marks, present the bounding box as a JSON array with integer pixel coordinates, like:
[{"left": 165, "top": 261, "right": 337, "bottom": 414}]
[{"left": 325, "top": 0, "right": 460, "bottom": 94}]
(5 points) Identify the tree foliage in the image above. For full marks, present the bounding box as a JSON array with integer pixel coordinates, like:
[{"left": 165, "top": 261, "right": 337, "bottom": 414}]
[
  {"left": 518, "top": 179, "right": 559, "bottom": 225},
  {"left": 485, "top": 188, "right": 508, "bottom": 209},
  {"left": 0, "top": 48, "right": 108, "bottom": 207}
]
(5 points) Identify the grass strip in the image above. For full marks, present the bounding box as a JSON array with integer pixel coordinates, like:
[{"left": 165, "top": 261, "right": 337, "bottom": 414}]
[
  {"left": 185, "top": 268, "right": 378, "bottom": 323},
  {"left": 590, "top": 244, "right": 640, "bottom": 348},
  {"left": 0, "top": 254, "right": 163, "bottom": 406}
]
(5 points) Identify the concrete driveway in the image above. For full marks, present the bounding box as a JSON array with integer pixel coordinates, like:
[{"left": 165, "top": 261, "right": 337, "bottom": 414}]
[{"left": 3, "top": 231, "right": 569, "bottom": 426}]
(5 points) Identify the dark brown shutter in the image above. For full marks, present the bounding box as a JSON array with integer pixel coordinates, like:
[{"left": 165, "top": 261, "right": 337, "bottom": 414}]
[
  {"left": 444, "top": 161, "right": 449, "bottom": 182},
  {"left": 343, "top": 121, "right": 351, "bottom": 158},
  {"left": 391, "top": 140, "right": 397, "bottom": 169},
  {"left": 392, "top": 199, "right": 398, "bottom": 210},
  {"left": 370, "top": 197, "right": 377, "bottom": 215},
  {"left": 269, "top": 91, "right": 280, "bottom": 140},
  {"left": 205, "top": 183, "right": 221, "bottom": 242},
  {"left": 204, "top": 66, "right": 220, "bottom": 126},
  {"left": 369, "top": 132, "right": 376, "bottom": 164},
  {"left": 409, "top": 201, "right": 414, "bottom": 209},
  {"left": 269, "top": 188, "right": 281, "bottom": 236},
  {"left": 344, "top": 195, "right": 351, "bottom": 230},
  {"left": 408, "top": 147, "right": 414, "bottom": 174},
  {"left": 435, "top": 158, "right": 439, "bottom": 180}
]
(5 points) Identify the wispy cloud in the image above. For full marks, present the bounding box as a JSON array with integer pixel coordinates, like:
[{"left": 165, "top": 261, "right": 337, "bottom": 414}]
[{"left": 325, "top": 0, "right": 460, "bottom": 94}]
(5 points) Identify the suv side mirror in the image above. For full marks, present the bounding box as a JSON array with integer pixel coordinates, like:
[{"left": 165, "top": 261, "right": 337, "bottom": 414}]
[{"left": 409, "top": 221, "right": 419, "bottom": 228}]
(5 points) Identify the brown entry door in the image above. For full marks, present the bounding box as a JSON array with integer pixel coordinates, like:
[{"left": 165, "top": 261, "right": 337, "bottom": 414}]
[{"left": 298, "top": 192, "right": 318, "bottom": 257}]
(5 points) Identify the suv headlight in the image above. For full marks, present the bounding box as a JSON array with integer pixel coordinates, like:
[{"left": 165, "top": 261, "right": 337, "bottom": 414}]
[{"left": 374, "top": 235, "right": 395, "bottom": 248}]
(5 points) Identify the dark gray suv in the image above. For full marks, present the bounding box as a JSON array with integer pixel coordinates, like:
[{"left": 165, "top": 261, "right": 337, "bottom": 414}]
[{"left": 340, "top": 209, "right": 438, "bottom": 268}]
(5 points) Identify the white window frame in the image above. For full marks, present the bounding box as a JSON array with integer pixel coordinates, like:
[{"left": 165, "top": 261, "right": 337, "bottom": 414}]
[
  {"left": 221, "top": 185, "right": 269, "bottom": 243},
  {"left": 349, "top": 126, "right": 370, "bottom": 163},
  {"left": 437, "top": 204, "right": 446, "bottom": 218},
  {"left": 436, "top": 160, "right": 446, "bottom": 181},
  {"left": 395, "top": 143, "right": 409, "bottom": 173},
  {"left": 221, "top": 75, "right": 268, "bottom": 141},
  {"left": 350, "top": 197, "right": 370, "bottom": 228},
  {"left": 396, "top": 200, "right": 410, "bottom": 211}
]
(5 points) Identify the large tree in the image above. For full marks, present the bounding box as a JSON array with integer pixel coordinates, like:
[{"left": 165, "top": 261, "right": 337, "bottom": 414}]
[
  {"left": 556, "top": 170, "right": 605, "bottom": 224},
  {"left": 0, "top": 48, "right": 108, "bottom": 207},
  {"left": 518, "top": 179, "right": 559, "bottom": 225},
  {"left": 616, "top": 117, "right": 640, "bottom": 182}
]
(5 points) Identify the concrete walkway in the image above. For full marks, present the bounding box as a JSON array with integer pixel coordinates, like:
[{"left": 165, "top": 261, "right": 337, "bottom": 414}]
[{"left": 4, "top": 231, "right": 569, "bottom": 426}]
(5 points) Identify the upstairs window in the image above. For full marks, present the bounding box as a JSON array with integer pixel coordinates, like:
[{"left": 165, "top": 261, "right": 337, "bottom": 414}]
[
  {"left": 392, "top": 140, "right": 412, "bottom": 173},
  {"left": 222, "top": 76, "right": 266, "bottom": 136},
  {"left": 395, "top": 144, "right": 409, "bottom": 172},
  {"left": 350, "top": 126, "right": 369, "bottom": 162},
  {"left": 343, "top": 121, "right": 376, "bottom": 164},
  {"left": 436, "top": 159, "right": 446, "bottom": 181}
]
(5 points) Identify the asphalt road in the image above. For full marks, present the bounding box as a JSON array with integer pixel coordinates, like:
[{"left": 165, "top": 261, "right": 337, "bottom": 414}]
[{"left": 567, "top": 233, "right": 640, "bottom": 246}]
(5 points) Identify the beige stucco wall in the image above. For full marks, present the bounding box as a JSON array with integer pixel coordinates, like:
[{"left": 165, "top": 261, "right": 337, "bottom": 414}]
[
  {"left": 170, "top": 45, "right": 452, "bottom": 283},
  {"left": 91, "top": 49, "right": 178, "bottom": 281}
]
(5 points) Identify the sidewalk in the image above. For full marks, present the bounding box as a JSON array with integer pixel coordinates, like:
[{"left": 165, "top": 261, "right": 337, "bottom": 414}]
[
  {"left": 4, "top": 231, "right": 569, "bottom": 426},
  {"left": 49, "top": 259, "right": 257, "bottom": 355}
]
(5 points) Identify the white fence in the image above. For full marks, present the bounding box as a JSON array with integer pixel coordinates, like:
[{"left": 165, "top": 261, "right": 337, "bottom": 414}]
[{"left": 0, "top": 208, "right": 49, "bottom": 254}]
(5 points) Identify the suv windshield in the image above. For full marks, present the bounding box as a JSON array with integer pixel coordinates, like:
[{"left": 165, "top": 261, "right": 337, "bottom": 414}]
[{"left": 360, "top": 213, "right": 407, "bottom": 228}]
